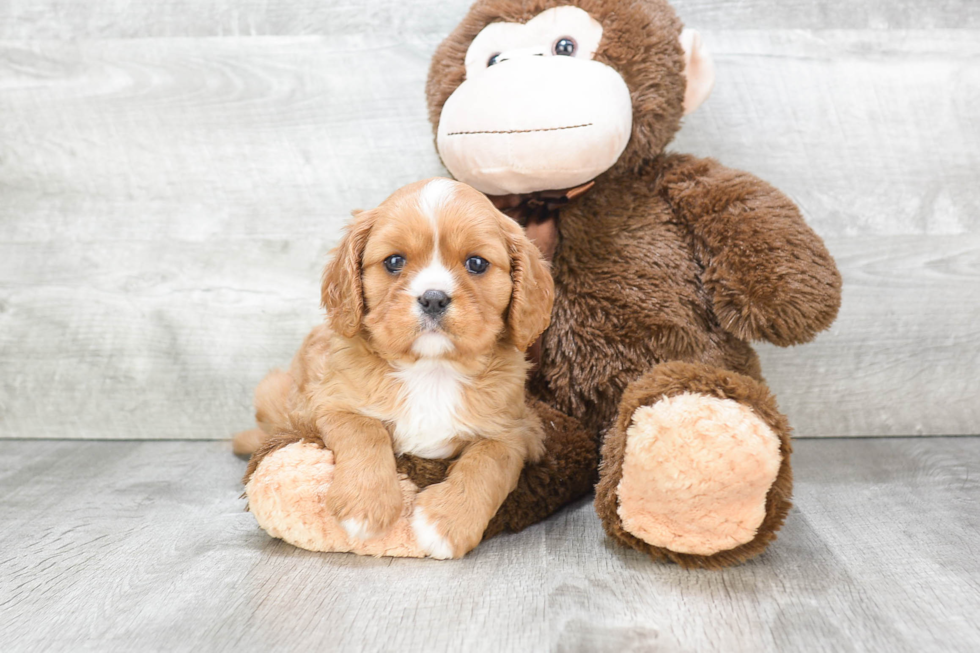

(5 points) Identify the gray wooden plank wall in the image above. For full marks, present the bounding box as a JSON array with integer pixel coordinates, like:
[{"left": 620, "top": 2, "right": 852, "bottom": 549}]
[{"left": 1, "top": 1, "right": 978, "bottom": 439}]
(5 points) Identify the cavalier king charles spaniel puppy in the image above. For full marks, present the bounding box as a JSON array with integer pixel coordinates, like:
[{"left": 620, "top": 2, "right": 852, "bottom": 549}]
[{"left": 234, "top": 178, "right": 554, "bottom": 558}]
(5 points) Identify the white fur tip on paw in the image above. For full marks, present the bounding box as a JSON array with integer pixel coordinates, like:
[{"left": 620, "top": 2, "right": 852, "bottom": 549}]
[
  {"left": 340, "top": 518, "right": 374, "bottom": 541},
  {"left": 411, "top": 509, "right": 454, "bottom": 560}
]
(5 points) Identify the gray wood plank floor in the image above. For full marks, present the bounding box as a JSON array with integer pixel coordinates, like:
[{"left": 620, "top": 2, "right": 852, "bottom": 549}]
[{"left": 1, "top": 438, "right": 978, "bottom": 652}]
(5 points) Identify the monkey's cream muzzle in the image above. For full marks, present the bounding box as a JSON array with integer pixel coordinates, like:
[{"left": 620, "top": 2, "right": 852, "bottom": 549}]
[{"left": 437, "top": 54, "right": 632, "bottom": 196}]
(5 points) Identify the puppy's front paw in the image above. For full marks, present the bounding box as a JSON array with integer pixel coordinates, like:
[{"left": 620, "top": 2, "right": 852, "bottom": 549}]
[
  {"left": 324, "top": 469, "right": 403, "bottom": 541},
  {"left": 410, "top": 508, "right": 456, "bottom": 560},
  {"left": 339, "top": 518, "right": 376, "bottom": 541},
  {"left": 410, "top": 483, "right": 486, "bottom": 559}
]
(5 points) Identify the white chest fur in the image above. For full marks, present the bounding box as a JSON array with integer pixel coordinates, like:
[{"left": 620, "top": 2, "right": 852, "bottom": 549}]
[{"left": 389, "top": 359, "right": 469, "bottom": 458}]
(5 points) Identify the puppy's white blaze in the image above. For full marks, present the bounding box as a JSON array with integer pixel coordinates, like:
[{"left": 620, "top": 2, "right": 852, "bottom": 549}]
[
  {"left": 340, "top": 518, "right": 373, "bottom": 541},
  {"left": 412, "top": 333, "right": 455, "bottom": 358},
  {"left": 407, "top": 259, "right": 456, "bottom": 297},
  {"left": 390, "top": 358, "right": 468, "bottom": 458},
  {"left": 411, "top": 508, "right": 455, "bottom": 559},
  {"left": 417, "top": 178, "right": 456, "bottom": 225},
  {"left": 409, "top": 179, "right": 457, "bottom": 310}
]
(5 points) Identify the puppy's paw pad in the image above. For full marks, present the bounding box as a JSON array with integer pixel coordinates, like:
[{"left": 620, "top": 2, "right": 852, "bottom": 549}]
[
  {"left": 411, "top": 509, "right": 454, "bottom": 560},
  {"left": 340, "top": 518, "right": 374, "bottom": 541}
]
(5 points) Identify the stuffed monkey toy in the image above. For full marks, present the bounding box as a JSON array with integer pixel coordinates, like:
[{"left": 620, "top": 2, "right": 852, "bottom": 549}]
[{"left": 242, "top": 0, "right": 841, "bottom": 569}]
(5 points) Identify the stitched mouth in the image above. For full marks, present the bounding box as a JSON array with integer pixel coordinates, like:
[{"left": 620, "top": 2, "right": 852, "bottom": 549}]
[{"left": 446, "top": 123, "right": 593, "bottom": 136}]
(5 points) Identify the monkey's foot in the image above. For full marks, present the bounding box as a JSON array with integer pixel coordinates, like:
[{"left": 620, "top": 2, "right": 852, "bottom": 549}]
[
  {"left": 595, "top": 362, "right": 793, "bottom": 568},
  {"left": 245, "top": 441, "right": 428, "bottom": 558},
  {"left": 616, "top": 393, "right": 781, "bottom": 555}
]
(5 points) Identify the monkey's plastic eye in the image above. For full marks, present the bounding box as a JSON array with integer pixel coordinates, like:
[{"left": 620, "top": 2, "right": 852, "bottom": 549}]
[
  {"left": 383, "top": 255, "right": 406, "bottom": 274},
  {"left": 554, "top": 37, "right": 576, "bottom": 56},
  {"left": 464, "top": 256, "right": 489, "bottom": 275},
  {"left": 487, "top": 53, "right": 502, "bottom": 67}
]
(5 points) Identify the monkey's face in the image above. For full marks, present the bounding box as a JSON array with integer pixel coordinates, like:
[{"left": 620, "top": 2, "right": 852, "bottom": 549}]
[
  {"left": 437, "top": 6, "right": 631, "bottom": 196},
  {"left": 430, "top": 1, "right": 715, "bottom": 197}
]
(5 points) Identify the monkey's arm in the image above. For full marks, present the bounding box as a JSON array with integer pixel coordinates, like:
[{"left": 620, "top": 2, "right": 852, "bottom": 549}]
[{"left": 660, "top": 154, "right": 842, "bottom": 346}]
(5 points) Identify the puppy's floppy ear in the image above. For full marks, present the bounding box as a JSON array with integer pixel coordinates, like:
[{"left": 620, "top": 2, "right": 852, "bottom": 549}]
[
  {"left": 500, "top": 214, "right": 555, "bottom": 352},
  {"left": 321, "top": 209, "right": 376, "bottom": 338}
]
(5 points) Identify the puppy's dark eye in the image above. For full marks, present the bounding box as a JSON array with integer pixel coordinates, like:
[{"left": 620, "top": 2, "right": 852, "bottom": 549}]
[
  {"left": 554, "top": 37, "right": 576, "bottom": 56},
  {"left": 487, "top": 53, "right": 502, "bottom": 67},
  {"left": 383, "top": 255, "right": 406, "bottom": 274},
  {"left": 465, "top": 256, "right": 489, "bottom": 275}
]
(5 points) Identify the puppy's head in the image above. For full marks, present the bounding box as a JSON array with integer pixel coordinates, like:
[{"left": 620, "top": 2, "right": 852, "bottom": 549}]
[{"left": 321, "top": 178, "right": 554, "bottom": 359}]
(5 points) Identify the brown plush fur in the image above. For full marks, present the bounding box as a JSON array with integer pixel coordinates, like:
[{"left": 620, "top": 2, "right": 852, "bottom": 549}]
[
  {"left": 245, "top": 0, "right": 841, "bottom": 566},
  {"left": 532, "top": 155, "right": 840, "bottom": 436}
]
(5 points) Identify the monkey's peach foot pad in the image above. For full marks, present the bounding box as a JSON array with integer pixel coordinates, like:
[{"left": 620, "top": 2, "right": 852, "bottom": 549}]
[
  {"left": 616, "top": 393, "right": 782, "bottom": 556},
  {"left": 245, "top": 442, "right": 427, "bottom": 558}
]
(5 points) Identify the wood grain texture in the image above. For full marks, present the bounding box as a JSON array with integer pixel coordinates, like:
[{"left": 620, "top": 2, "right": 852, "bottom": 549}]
[
  {"left": 1, "top": 438, "right": 979, "bottom": 652},
  {"left": 0, "top": 0, "right": 976, "bottom": 39},
  {"left": 759, "top": 234, "right": 980, "bottom": 437},
  {"left": 676, "top": 30, "right": 980, "bottom": 238},
  {"left": 1, "top": 29, "right": 977, "bottom": 438}
]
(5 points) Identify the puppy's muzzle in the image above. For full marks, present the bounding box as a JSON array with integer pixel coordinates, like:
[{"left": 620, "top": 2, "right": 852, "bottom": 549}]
[{"left": 418, "top": 289, "right": 451, "bottom": 317}]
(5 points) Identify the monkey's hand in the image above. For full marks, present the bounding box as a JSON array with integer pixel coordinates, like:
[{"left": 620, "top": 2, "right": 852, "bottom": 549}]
[{"left": 661, "top": 154, "right": 842, "bottom": 346}]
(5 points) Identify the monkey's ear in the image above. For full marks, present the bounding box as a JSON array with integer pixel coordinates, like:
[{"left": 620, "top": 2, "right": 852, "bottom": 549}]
[{"left": 680, "top": 29, "right": 715, "bottom": 115}]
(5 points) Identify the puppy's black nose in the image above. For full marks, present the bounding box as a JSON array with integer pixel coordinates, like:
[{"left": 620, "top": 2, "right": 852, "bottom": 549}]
[{"left": 418, "top": 289, "right": 451, "bottom": 316}]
